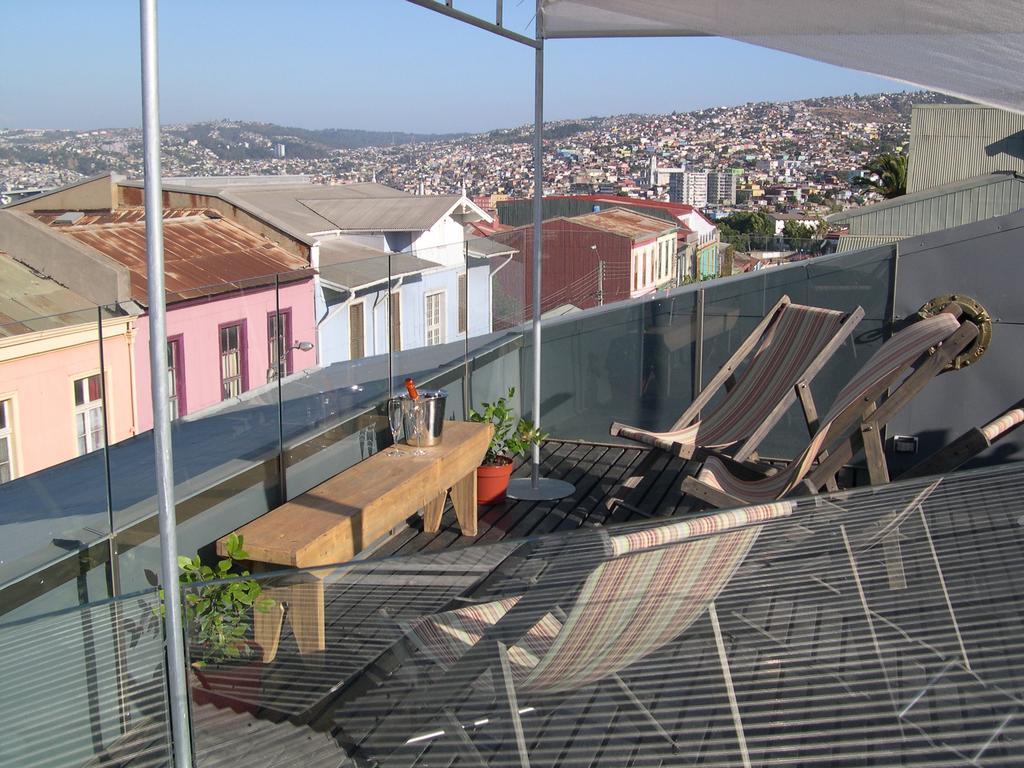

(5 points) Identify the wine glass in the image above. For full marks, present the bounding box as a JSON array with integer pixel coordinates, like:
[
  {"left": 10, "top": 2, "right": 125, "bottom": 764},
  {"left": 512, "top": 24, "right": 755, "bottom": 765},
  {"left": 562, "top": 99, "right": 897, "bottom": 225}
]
[
  {"left": 410, "top": 400, "right": 428, "bottom": 456},
  {"left": 386, "top": 398, "right": 404, "bottom": 456}
]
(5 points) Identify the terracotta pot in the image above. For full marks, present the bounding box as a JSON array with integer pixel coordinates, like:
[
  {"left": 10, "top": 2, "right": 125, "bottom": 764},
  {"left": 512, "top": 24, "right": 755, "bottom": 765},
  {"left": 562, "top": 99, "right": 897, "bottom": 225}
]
[
  {"left": 190, "top": 645, "right": 263, "bottom": 714},
  {"left": 477, "top": 460, "right": 514, "bottom": 505}
]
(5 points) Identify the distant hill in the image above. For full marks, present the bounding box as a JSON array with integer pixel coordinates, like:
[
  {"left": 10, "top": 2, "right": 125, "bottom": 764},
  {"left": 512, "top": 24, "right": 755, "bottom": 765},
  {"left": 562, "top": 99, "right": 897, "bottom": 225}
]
[{"left": 166, "top": 121, "right": 466, "bottom": 160}]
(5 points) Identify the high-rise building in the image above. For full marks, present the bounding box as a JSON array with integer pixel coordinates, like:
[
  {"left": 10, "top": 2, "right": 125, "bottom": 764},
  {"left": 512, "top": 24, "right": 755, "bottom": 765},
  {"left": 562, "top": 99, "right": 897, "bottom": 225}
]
[
  {"left": 669, "top": 171, "right": 708, "bottom": 207},
  {"left": 707, "top": 171, "right": 738, "bottom": 205},
  {"left": 647, "top": 156, "right": 686, "bottom": 190}
]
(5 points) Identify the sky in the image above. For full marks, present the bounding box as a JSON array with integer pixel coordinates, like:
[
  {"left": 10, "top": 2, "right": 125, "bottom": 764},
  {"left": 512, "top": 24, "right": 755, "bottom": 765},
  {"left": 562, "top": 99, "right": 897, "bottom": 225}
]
[{"left": 0, "top": 0, "right": 907, "bottom": 134}]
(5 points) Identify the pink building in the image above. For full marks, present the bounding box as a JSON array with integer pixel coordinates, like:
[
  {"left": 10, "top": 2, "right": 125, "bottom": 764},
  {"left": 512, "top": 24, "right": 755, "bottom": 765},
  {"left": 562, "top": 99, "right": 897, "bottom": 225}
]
[
  {"left": 132, "top": 279, "right": 316, "bottom": 430},
  {"left": 33, "top": 209, "right": 317, "bottom": 430},
  {"left": 0, "top": 252, "right": 137, "bottom": 481}
]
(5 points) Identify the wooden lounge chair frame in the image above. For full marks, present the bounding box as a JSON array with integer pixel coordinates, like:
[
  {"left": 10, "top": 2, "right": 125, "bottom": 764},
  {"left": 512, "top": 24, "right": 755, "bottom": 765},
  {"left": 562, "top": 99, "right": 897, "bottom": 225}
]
[
  {"left": 897, "top": 398, "right": 1024, "bottom": 481},
  {"left": 325, "top": 504, "right": 794, "bottom": 768},
  {"left": 607, "top": 296, "right": 863, "bottom": 511},
  {"left": 682, "top": 307, "right": 980, "bottom": 511}
]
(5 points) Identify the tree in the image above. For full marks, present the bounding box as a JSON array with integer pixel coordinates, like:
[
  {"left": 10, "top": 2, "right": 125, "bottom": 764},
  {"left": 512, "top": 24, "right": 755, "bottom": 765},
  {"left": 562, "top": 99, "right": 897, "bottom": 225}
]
[
  {"left": 782, "top": 220, "right": 816, "bottom": 240},
  {"left": 853, "top": 152, "right": 907, "bottom": 199},
  {"left": 720, "top": 210, "right": 774, "bottom": 236}
]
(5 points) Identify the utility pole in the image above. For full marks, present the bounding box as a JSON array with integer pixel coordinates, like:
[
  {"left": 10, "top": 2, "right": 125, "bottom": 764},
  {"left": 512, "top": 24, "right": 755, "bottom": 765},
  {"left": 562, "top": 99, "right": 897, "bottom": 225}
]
[{"left": 596, "top": 260, "right": 605, "bottom": 307}]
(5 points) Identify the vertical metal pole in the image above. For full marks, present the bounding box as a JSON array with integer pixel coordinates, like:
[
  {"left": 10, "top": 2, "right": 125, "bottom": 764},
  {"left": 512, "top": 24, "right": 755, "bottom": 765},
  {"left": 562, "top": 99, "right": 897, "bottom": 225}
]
[
  {"left": 694, "top": 288, "right": 705, "bottom": 405},
  {"left": 463, "top": 238, "right": 471, "bottom": 419},
  {"left": 530, "top": 10, "right": 544, "bottom": 486},
  {"left": 139, "top": 1, "right": 192, "bottom": 764},
  {"left": 505, "top": 3, "right": 574, "bottom": 501},
  {"left": 275, "top": 274, "right": 287, "bottom": 502}
]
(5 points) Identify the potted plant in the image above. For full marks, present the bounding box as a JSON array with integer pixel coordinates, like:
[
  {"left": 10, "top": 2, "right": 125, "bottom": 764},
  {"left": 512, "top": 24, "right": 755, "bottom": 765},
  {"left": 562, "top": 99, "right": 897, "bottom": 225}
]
[
  {"left": 469, "top": 387, "right": 546, "bottom": 504},
  {"left": 154, "top": 534, "right": 272, "bottom": 712}
]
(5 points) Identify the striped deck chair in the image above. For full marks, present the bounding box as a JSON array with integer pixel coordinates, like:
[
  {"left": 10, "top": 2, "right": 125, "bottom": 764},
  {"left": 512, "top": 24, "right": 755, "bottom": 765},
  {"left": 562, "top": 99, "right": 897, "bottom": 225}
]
[
  {"left": 392, "top": 502, "right": 794, "bottom": 766},
  {"left": 682, "top": 309, "right": 979, "bottom": 510},
  {"left": 607, "top": 296, "right": 862, "bottom": 514},
  {"left": 610, "top": 297, "right": 862, "bottom": 460}
]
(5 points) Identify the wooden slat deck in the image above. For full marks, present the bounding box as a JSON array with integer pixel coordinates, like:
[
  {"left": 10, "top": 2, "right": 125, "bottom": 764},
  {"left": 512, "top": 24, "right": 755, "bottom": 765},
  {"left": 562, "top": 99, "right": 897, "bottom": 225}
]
[{"left": 184, "top": 442, "right": 1024, "bottom": 768}]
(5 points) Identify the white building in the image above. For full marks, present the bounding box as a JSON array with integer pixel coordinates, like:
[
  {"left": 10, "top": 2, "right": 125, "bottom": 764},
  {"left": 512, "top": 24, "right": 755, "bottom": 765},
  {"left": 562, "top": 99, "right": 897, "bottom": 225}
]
[
  {"left": 669, "top": 171, "right": 708, "bottom": 207},
  {"left": 139, "top": 177, "right": 493, "bottom": 365}
]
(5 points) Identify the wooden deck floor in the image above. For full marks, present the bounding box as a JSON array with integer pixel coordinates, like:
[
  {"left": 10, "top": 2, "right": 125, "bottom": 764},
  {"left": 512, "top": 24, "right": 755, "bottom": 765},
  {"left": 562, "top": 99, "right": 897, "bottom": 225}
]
[{"left": 185, "top": 444, "right": 1024, "bottom": 768}]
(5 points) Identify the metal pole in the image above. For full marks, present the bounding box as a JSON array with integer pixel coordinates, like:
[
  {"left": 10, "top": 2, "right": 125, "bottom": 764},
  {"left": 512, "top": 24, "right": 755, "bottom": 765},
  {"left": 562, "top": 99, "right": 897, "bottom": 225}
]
[
  {"left": 274, "top": 274, "right": 287, "bottom": 502},
  {"left": 140, "top": 1, "right": 192, "bottom": 764},
  {"left": 530, "top": 31, "right": 543, "bottom": 480},
  {"left": 506, "top": 0, "right": 574, "bottom": 502}
]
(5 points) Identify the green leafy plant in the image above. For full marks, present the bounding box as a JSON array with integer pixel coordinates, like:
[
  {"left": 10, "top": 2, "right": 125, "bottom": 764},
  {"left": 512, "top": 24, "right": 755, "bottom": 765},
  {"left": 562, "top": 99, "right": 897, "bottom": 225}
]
[
  {"left": 469, "top": 387, "right": 547, "bottom": 465},
  {"left": 156, "top": 534, "right": 272, "bottom": 666}
]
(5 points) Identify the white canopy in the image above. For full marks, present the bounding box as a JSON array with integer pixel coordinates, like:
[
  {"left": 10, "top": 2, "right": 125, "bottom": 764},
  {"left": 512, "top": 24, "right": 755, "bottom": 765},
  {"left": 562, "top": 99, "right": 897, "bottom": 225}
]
[{"left": 541, "top": 0, "right": 1024, "bottom": 115}]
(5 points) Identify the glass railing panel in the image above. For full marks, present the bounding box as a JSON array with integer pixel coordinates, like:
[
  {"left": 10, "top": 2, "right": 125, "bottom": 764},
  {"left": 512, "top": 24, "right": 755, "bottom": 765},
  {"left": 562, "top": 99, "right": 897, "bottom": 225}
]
[
  {"left": 175, "top": 462, "right": 1024, "bottom": 768},
  {"left": 0, "top": 307, "right": 114, "bottom": 597},
  {"left": 108, "top": 274, "right": 299, "bottom": 594},
  {"left": 0, "top": 589, "right": 170, "bottom": 767},
  {"left": 467, "top": 232, "right": 527, "bottom": 419},
  {"left": 388, "top": 242, "right": 473, "bottom": 422},
  {"left": 282, "top": 255, "right": 390, "bottom": 499}
]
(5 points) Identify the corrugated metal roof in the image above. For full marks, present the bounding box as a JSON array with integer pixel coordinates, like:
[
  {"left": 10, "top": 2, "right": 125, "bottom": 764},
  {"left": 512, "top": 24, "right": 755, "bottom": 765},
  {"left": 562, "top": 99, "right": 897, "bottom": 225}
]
[
  {"left": 123, "top": 179, "right": 417, "bottom": 239},
  {"left": 299, "top": 195, "right": 461, "bottom": 232},
  {"left": 317, "top": 238, "right": 441, "bottom": 288},
  {"left": 467, "top": 236, "right": 517, "bottom": 259},
  {"left": 33, "top": 208, "right": 207, "bottom": 226},
  {"left": 907, "top": 105, "right": 1024, "bottom": 193},
  {"left": 835, "top": 234, "right": 902, "bottom": 253},
  {"left": 0, "top": 251, "right": 104, "bottom": 337},
  {"left": 828, "top": 172, "right": 1024, "bottom": 242},
  {"left": 571, "top": 207, "right": 677, "bottom": 240},
  {"left": 43, "top": 210, "right": 312, "bottom": 305}
]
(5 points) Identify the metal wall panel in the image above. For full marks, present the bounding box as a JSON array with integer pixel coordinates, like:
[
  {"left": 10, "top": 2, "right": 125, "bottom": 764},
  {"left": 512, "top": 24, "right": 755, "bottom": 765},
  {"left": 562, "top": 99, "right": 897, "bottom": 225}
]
[
  {"left": 887, "top": 209, "right": 1024, "bottom": 470},
  {"left": 908, "top": 105, "right": 1024, "bottom": 193}
]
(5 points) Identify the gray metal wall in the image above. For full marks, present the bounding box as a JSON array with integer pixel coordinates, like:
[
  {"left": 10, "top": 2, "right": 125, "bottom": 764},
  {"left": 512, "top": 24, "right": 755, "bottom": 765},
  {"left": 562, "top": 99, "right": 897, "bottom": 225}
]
[
  {"left": 845, "top": 176, "right": 1024, "bottom": 238},
  {"left": 886, "top": 209, "right": 1024, "bottom": 472},
  {"left": 908, "top": 105, "right": 1024, "bottom": 193}
]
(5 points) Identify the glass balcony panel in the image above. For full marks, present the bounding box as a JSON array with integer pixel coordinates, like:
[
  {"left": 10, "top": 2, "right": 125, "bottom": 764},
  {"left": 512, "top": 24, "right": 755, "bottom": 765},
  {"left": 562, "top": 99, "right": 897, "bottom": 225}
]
[
  {"left": 281, "top": 256, "right": 390, "bottom": 499},
  {"left": 0, "top": 589, "right": 170, "bottom": 767},
  {"left": 388, "top": 243, "right": 475, "bottom": 423},
  {"left": 169, "top": 464, "right": 1024, "bottom": 768},
  {"left": 110, "top": 276, "right": 292, "bottom": 596},
  {"left": 468, "top": 232, "right": 527, "bottom": 422},
  {"left": 0, "top": 307, "right": 113, "bottom": 599}
]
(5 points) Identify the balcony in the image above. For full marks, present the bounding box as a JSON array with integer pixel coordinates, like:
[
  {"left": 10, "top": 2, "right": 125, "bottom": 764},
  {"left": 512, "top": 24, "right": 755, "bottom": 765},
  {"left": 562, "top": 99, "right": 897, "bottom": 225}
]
[{"left": 1, "top": 200, "right": 1023, "bottom": 766}]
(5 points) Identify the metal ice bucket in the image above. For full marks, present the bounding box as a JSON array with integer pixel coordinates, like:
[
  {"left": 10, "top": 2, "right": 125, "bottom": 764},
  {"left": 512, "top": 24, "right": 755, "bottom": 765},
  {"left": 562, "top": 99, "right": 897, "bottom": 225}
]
[{"left": 400, "top": 389, "right": 447, "bottom": 447}]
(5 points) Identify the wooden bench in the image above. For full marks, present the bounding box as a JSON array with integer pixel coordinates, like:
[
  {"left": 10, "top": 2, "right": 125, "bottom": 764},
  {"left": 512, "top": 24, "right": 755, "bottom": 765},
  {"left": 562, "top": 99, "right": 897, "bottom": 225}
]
[{"left": 218, "top": 420, "right": 492, "bottom": 662}]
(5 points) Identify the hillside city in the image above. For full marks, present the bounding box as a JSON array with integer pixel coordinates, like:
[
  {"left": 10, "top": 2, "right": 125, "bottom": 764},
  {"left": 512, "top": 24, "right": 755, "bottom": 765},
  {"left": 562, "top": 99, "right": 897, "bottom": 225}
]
[{"left": 1, "top": 90, "right": 954, "bottom": 218}]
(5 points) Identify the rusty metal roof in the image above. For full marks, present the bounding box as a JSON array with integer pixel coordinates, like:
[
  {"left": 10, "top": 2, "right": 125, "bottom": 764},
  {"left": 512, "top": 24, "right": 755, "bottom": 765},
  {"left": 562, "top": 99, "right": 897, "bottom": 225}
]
[
  {"left": 570, "top": 207, "right": 678, "bottom": 240},
  {"left": 32, "top": 208, "right": 207, "bottom": 226},
  {"left": 0, "top": 251, "right": 104, "bottom": 338},
  {"left": 40, "top": 209, "right": 313, "bottom": 305}
]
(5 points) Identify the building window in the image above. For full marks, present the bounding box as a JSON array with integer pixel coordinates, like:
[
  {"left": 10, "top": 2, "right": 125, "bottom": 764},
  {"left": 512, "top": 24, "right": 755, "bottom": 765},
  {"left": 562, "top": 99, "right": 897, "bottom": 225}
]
[
  {"left": 389, "top": 292, "right": 401, "bottom": 353},
  {"left": 219, "top": 322, "right": 246, "bottom": 400},
  {"left": 167, "top": 338, "right": 185, "bottom": 420},
  {"left": 425, "top": 291, "right": 446, "bottom": 346},
  {"left": 350, "top": 303, "right": 365, "bottom": 360},
  {"left": 73, "top": 374, "right": 104, "bottom": 455},
  {"left": 0, "top": 399, "right": 14, "bottom": 484},
  {"left": 267, "top": 310, "right": 292, "bottom": 380},
  {"left": 458, "top": 273, "right": 467, "bottom": 335}
]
